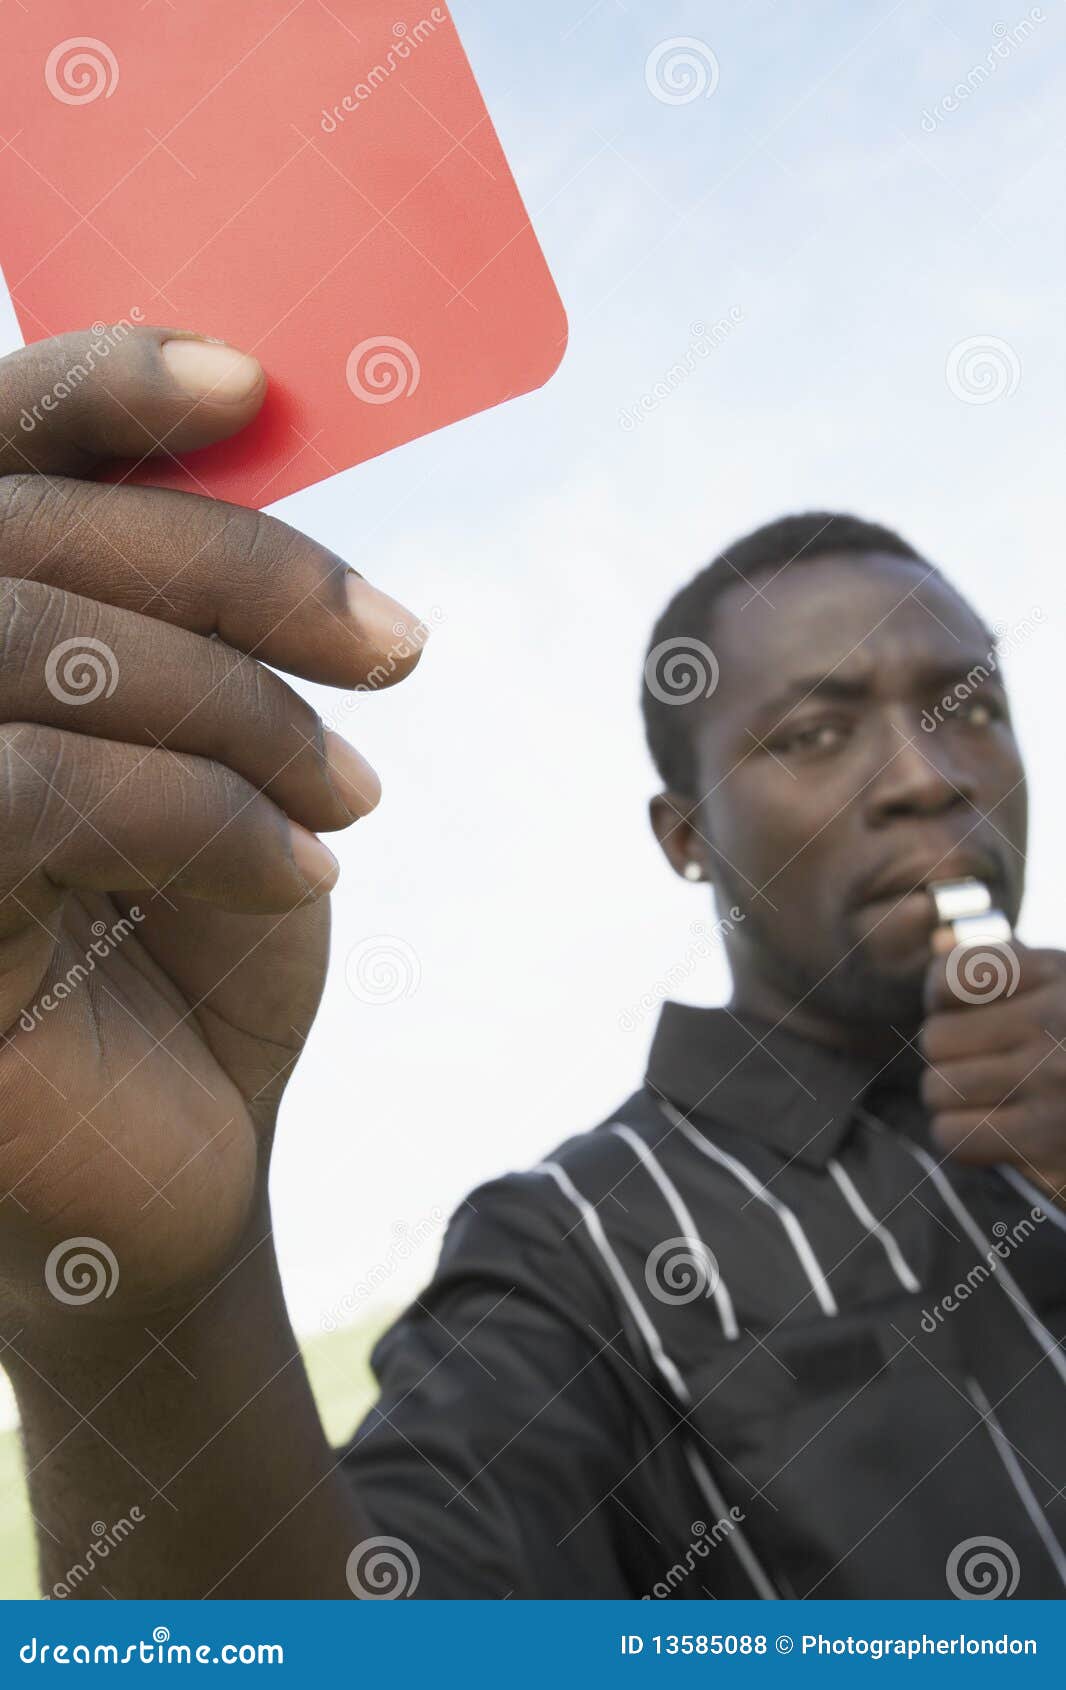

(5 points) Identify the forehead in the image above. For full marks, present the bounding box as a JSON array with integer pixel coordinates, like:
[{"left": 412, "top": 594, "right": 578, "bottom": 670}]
[{"left": 708, "top": 551, "right": 991, "bottom": 708}]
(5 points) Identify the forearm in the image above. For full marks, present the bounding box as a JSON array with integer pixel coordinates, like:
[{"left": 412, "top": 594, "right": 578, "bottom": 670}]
[{"left": 4, "top": 1202, "right": 362, "bottom": 1599}]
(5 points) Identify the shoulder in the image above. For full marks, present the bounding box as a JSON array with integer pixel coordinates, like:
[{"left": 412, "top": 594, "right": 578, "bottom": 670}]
[
  {"left": 421, "top": 1090, "right": 678, "bottom": 1313},
  {"left": 448, "top": 1089, "right": 664, "bottom": 1243}
]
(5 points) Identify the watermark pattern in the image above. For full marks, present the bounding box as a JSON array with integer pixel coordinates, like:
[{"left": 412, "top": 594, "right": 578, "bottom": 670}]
[
  {"left": 645, "top": 1237, "right": 721, "bottom": 1305},
  {"left": 19, "top": 908, "right": 144, "bottom": 1033},
  {"left": 921, "top": 11, "right": 1045, "bottom": 131},
  {"left": 619, "top": 311, "right": 743, "bottom": 430},
  {"left": 946, "top": 335, "right": 1020, "bottom": 404},
  {"left": 321, "top": 1208, "right": 445, "bottom": 1332},
  {"left": 920, "top": 607, "right": 1045, "bottom": 732},
  {"left": 345, "top": 936, "right": 422, "bottom": 1004},
  {"left": 645, "top": 38, "right": 720, "bottom": 105},
  {"left": 945, "top": 939, "right": 1020, "bottom": 1004},
  {"left": 919, "top": 1207, "right": 1045, "bottom": 1334},
  {"left": 946, "top": 1535, "right": 1020, "bottom": 1598},
  {"left": 19, "top": 314, "right": 146, "bottom": 434},
  {"left": 644, "top": 636, "right": 720, "bottom": 705},
  {"left": 44, "top": 637, "right": 120, "bottom": 706},
  {"left": 619, "top": 910, "right": 745, "bottom": 1031},
  {"left": 45, "top": 38, "right": 119, "bottom": 106},
  {"left": 44, "top": 1237, "right": 119, "bottom": 1306},
  {"left": 345, "top": 1536, "right": 421, "bottom": 1598},
  {"left": 51, "top": 1510, "right": 145, "bottom": 1599},
  {"left": 320, "top": 11, "right": 447, "bottom": 131},
  {"left": 641, "top": 1512, "right": 746, "bottom": 1598},
  {"left": 345, "top": 336, "right": 421, "bottom": 405}
]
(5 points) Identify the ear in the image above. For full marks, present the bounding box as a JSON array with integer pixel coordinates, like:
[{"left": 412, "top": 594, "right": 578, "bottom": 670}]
[{"left": 649, "top": 792, "right": 708, "bottom": 882}]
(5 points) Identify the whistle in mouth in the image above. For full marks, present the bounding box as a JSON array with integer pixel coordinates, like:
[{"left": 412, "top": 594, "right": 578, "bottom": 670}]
[{"left": 927, "top": 877, "right": 1013, "bottom": 947}]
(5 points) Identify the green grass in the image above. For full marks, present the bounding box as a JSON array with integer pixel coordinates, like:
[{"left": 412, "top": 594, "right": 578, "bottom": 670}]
[{"left": 0, "top": 1310, "right": 392, "bottom": 1600}]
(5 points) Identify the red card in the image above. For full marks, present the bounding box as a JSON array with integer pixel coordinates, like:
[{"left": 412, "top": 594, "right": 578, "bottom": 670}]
[{"left": 0, "top": 2, "right": 567, "bottom": 506}]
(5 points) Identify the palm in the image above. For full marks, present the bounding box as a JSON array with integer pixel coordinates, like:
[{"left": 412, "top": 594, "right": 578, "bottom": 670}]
[{"left": 0, "top": 889, "right": 329, "bottom": 1300}]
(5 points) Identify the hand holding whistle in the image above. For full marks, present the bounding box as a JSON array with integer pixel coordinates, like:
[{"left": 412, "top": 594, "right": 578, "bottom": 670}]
[{"left": 920, "top": 877, "right": 1066, "bottom": 1208}]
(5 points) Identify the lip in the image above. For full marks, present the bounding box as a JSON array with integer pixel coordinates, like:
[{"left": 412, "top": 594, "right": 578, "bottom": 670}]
[{"left": 854, "top": 850, "right": 1003, "bottom": 910}]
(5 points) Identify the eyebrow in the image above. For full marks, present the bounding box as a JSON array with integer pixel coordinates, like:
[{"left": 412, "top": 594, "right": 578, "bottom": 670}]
[{"left": 756, "top": 654, "right": 1003, "bottom": 719}]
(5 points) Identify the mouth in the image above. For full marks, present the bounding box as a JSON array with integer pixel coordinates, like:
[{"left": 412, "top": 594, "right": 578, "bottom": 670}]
[{"left": 853, "top": 850, "right": 1005, "bottom": 913}]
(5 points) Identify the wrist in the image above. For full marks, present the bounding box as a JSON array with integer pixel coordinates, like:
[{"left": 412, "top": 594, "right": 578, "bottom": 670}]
[{"left": 2, "top": 1191, "right": 280, "bottom": 1381}]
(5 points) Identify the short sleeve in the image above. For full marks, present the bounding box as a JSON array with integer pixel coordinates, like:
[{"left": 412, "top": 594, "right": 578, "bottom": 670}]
[{"left": 339, "top": 1171, "right": 687, "bottom": 1597}]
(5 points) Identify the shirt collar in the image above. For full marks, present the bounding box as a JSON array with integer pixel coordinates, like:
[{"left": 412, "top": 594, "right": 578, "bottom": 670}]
[{"left": 645, "top": 1002, "right": 922, "bottom": 1167}]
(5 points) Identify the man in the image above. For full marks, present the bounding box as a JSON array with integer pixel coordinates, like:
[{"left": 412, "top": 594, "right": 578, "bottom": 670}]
[{"left": 1, "top": 327, "right": 1064, "bottom": 1601}]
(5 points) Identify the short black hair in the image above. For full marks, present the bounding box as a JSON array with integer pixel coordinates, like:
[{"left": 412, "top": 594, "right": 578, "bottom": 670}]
[{"left": 642, "top": 510, "right": 926, "bottom": 797}]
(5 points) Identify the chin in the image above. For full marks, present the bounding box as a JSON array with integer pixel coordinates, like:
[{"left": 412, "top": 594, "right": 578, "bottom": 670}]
[{"left": 839, "top": 968, "right": 925, "bottom": 1033}]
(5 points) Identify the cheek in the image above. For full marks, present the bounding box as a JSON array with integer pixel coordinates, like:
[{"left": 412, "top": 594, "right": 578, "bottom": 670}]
[
  {"left": 701, "top": 779, "right": 841, "bottom": 896},
  {"left": 990, "top": 758, "right": 1027, "bottom": 821}
]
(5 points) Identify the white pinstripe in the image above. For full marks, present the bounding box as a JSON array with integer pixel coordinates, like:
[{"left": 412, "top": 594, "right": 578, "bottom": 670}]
[
  {"left": 965, "top": 1376, "right": 1066, "bottom": 1591},
  {"left": 536, "top": 1158, "right": 779, "bottom": 1599},
  {"left": 658, "top": 1099, "right": 839, "bottom": 1317},
  {"left": 611, "top": 1123, "right": 740, "bottom": 1340},
  {"left": 827, "top": 1157, "right": 922, "bottom": 1293},
  {"left": 998, "top": 1165, "right": 1066, "bottom": 1237},
  {"left": 902, "top": 1141, "right": 1066, "bottom": 1390}
]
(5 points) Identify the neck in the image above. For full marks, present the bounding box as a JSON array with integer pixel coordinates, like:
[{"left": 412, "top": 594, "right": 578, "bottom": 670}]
[{"left": 727, "top": 966, "right": 922, "bottom": 1067}]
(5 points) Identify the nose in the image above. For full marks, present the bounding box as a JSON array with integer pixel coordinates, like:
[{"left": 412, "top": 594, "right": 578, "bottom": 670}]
[{"left": 865, "top": 717, "right": 976, "bottom": 824}]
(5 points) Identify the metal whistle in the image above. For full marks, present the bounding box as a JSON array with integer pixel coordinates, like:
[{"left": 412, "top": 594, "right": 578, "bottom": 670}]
[{"left": 927, "top": 877, "right": 1013, "bottom": 947}]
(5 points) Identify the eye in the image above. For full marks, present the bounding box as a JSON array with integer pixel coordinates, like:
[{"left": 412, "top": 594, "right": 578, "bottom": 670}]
[
  {"left": 958, "top": 696, "right": 1003, "bottom": 727},
  {"left": 775, "top": 719, "right": 849, "bottom": 757}
]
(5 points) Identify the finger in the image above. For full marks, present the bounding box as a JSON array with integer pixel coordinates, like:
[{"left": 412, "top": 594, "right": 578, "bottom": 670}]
[
  {"left": 929, "top": 1104, "right": 1056, "bottom": 1169},
  {"left": 0, "top": 723, "right": 338, "bottom": 1030},
  {"left": 0, "top": 328, "right": 265, "bottom": 477},
  {"left": 0, "top": 579, "right": 380, "bottom": 832},
  {"left": 921, "top": 1049, "right": 1036, "bottom": 1114},
  {"left": 921, "top": 983, "right": 1062, "bottom": 1063},
  {"left": 0, "top": 475, "right": 425, "bottom": 691},
  {"left": 922, "top": 939, "right": 1048, "bottom": 1016}
]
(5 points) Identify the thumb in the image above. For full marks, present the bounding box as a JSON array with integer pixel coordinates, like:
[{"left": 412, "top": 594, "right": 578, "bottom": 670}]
[{"left": 0, "top": 326, "right": 265, "bottom": 477}]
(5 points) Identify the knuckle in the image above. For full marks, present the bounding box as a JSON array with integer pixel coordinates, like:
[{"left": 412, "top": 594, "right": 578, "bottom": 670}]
[
  {"left": 0, "top": 582, "right": 109, "bottom": 721},
  {"left": 242, "top": 510, "right": 338, "bottom": 610},
  {"left": 0, "top": 721, "right": 67, "bottom": 836},
  {"left": 0, "top": 578, "right": 66, "bottom": 682},
  {"left": 919, "top": 1017, "right": 946, "bottom": 1061},
  {"left": 920, "top": 1066, "right": 948, "bottom": 1110},
  {"left": 244, "top": 509, "right": 298, "bottom": 580},
  {"left": 931, "top": 1110, "right": 966, "bottom": 1149},
  {"left": 210, "top": 642, "right": 320, "bottom": 771},
  {"left": 0, "top": 473, "right": 51, "bottom": 545},
  {"left": 195, "top": 754, "right": 255, "bottom": 823}
]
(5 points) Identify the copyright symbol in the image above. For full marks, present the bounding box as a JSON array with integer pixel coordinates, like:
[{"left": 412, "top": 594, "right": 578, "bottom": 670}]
[{"left": 776, "top": 1635, "right": 794, "bottom": 1654}]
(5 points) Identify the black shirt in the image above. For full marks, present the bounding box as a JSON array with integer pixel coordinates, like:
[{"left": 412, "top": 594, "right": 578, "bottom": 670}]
[{"left": 342, "top": 1003, "right": 1066, "bottom": 1598}]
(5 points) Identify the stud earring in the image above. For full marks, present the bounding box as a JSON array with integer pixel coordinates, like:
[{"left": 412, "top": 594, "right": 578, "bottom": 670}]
[{"left": 683, "top": 862, "right": 704, "bottom": 883}]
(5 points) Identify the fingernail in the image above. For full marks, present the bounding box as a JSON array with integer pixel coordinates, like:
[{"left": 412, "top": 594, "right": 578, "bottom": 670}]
[
  {"left": 324, "top": 731, "right": 382, "bottom": 819},
  {"left": 289, "top": 823, "right": 340, "bottom": 894},
  {"left": 162, "top": 338, "right": 264, "bottom": 403},
  {"left": 345, "top": 574, "right": 428, "bottom": 659}
]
